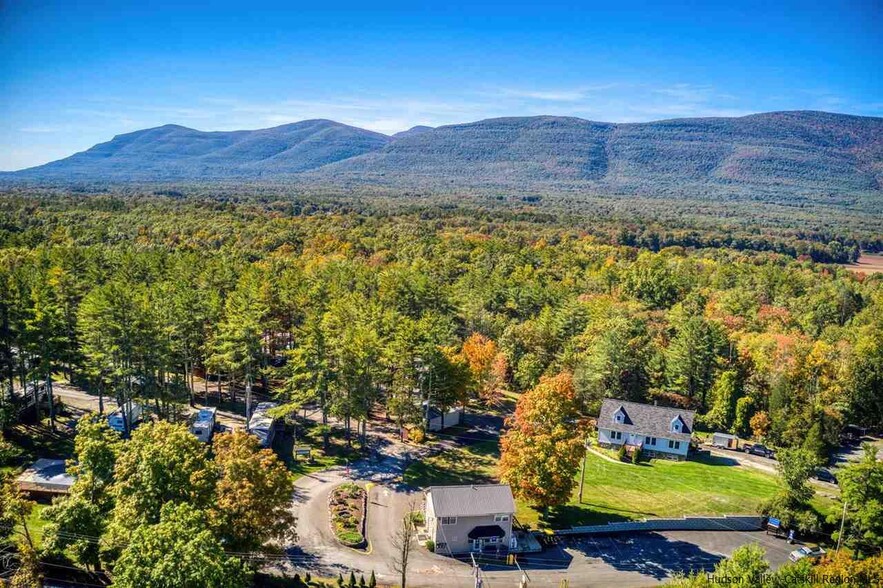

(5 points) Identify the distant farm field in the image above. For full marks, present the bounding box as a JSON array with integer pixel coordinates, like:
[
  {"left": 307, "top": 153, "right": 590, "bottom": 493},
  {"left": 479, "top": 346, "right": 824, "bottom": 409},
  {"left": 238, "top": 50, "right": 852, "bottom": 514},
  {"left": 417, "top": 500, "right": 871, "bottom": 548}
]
[{"left": 841, "top": 254, "right": 883, "bottom": 274}]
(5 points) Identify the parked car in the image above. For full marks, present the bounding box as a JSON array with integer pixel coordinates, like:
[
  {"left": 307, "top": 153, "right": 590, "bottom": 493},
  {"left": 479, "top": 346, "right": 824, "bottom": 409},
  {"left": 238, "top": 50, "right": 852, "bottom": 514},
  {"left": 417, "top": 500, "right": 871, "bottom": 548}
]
[
  {"left": 789, "top": 545, "right": 826, "bottom": 562},
  {"left": 812, "top": 468, "right": 838, "bottom": 484},
  {"left": 743, "top": 443, "right": 775, "bottom": 459}
]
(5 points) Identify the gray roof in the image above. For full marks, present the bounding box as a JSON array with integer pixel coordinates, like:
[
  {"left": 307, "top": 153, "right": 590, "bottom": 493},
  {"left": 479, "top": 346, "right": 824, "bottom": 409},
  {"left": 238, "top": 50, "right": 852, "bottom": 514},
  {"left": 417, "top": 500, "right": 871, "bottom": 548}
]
[
  {"left": 428, "top": 484, "right": 515, "bottom": 518},
  {"left": 598, "top": 399, "right": 695, "bottom": 443},
  {"left": 16, "top": 458, "right": 75, "bottom": 492}
]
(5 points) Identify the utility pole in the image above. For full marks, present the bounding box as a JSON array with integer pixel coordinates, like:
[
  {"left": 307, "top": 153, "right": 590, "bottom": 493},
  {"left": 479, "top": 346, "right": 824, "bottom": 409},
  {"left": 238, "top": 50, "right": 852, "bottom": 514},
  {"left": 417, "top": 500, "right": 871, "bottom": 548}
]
[
  {"left": 836, "top": 499, "right": 848, "bottom": 552},
  {"left": 578, "top": 435, "right": 589, "bottom": 504}
]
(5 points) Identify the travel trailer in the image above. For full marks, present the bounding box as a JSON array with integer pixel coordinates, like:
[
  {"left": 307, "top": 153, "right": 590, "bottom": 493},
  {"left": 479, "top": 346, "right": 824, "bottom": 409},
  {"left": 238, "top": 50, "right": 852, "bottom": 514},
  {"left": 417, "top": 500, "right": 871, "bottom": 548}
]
[
  {"left": 107, "top": 402, "right": 143, "bottom": 435},
  {"left": 190, "top": 407, "right": 217, "bottom": 443},
  {"left": 248, "top": 402, "right": 278, "bottom": 448}
]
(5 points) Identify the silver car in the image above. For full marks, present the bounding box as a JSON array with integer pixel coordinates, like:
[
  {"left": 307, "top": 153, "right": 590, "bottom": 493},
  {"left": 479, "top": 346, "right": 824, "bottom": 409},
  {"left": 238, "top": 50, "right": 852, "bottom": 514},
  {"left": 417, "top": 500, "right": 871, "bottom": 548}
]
[{"left": 789, "top": 545, "right": 825, "bottom": 562}]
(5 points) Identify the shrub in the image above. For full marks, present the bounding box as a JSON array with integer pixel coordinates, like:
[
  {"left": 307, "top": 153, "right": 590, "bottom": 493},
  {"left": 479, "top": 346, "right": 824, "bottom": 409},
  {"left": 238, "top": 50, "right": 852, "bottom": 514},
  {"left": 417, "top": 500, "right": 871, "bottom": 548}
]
[
  {"left": 632, "top": 447, "right": 642, "bottom": 464},
  {"left": 0, "top": 432, "right": 19, "bottom": 466},
  {"left": 338, "top": 530, "right": 365, "bottom": 546},
  {"left": 425, "top": 539, "right": 435, "bottom": 552},
  {"left": 409, "top": 511, "right": 425, "bottom": 526},
  {"left": 409, "top": 427, "right": 426, "bottom": 444},
  {"left": 617, "top": 445, "right": 627, "bottom": 461}
]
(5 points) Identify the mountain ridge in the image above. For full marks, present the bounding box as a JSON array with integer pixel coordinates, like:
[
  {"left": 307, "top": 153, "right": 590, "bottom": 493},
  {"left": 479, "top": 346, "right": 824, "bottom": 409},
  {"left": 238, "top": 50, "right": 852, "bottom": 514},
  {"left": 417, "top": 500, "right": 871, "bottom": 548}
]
[{"left": 5, "top": 111, "right": 882, "bottom": 200}]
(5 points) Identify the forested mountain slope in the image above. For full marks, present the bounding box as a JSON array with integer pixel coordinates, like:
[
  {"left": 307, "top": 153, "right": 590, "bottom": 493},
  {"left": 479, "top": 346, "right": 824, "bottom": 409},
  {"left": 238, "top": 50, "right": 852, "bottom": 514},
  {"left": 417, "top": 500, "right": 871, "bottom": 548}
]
[
  {"left": 318, "top": 112, "right": 883, "bottom": 196},
  {"left": 5, "top": 119, "right": 391, "bottom": 181},
  {"left": 5, "top": 111, "right": 882, "bottom": 202}
]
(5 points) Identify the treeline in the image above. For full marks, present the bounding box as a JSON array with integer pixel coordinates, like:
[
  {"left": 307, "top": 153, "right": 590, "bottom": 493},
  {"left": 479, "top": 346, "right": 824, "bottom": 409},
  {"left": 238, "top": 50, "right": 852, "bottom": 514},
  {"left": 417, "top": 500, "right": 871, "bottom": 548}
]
[
  {"left": 1, "top": 192, "right": 881, "bottom": 446},
  {"left": 2, "top": 186, "right": 882, "bottom": 264}
]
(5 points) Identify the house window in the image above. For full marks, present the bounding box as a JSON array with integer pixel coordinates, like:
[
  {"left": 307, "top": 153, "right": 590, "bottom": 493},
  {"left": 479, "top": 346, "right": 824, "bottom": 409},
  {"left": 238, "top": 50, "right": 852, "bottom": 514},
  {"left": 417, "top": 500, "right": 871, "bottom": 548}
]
[
  {"left": 668, "top": 440, "right": 681, "bottom": 450},
  {"left": 615, "top": 414, "right": 624, "bottom": 424},
  {"left": 441, "top": 517, "right": 457, "bottom": 525},
  {"left": 645, "top": 436, "right": 656, "bottom": 445},
  {"left": 611, "top": 431, "right": 622, "bottom": 441},
  {"left": 494, "top": 514, "right": 509, "bottom": 522},
  {"left": 489, "top": 536, "right": 498, "bottom": 543}
]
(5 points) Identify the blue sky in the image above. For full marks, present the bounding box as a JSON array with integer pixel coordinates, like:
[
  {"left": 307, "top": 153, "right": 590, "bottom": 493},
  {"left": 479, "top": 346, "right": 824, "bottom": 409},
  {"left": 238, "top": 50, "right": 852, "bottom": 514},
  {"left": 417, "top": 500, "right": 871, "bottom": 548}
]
[{"left": 1, "top": 0, "right": 880, "bottom": 170}]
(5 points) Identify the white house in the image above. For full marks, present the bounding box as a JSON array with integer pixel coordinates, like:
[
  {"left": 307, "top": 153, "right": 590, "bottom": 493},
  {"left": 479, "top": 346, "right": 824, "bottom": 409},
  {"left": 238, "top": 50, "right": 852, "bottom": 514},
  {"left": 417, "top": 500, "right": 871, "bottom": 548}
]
[
  {"left": 597, "top": 399, "right": 695, "bottom": 460},
  {"left": 424, "top": 484, "right": 516, "bottom": 555}
]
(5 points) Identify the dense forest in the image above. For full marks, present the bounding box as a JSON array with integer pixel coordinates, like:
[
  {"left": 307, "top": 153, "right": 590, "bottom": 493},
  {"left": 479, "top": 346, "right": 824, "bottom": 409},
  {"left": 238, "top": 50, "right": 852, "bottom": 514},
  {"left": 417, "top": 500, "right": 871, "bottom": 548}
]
[
  {"left": 1, "top": 188, "right": 882, "bottom": 583},
  {"left": 1, "top": 189, "right": 881, "bottom": 446}
]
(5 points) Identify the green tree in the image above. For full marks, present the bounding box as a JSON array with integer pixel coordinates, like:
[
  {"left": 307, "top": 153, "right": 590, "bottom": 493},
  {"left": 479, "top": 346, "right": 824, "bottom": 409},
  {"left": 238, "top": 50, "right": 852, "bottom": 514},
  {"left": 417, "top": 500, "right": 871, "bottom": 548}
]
[
  {"left": 574, "top": 315, "right": 651, "bottom": 411},
  {"left": 42, "top": 415, "right": 121, "bottom": 569},
  {"left": 666, "top": 316, "right": 723, "bottom": 408},
  {"left": 113, "top": 502, "right": 251, "bottom": 588},
  {"left": 705, "top": 370, "right": 740, "bottom": 432},
  {"left": 762, "top": 447, "right": 821, "bottom": 533},
  {"left": 105, "top": 421, "right": 215, "bottom": 558},
  {"left": 210, "top": 430, "right": 295, "bottom": 550},
  {"left": 210, "top": 268, "right": 269, "bottom": 423},
  {"left": 836, "top": 443, "right": 883, "bottom": 555}
]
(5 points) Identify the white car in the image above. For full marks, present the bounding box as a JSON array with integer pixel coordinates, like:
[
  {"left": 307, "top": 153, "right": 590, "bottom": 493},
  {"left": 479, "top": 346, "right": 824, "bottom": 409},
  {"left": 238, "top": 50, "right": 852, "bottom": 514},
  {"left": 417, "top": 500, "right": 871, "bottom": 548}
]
[{"left": 789, "top": 545, "right": 825, "bottom": 562}]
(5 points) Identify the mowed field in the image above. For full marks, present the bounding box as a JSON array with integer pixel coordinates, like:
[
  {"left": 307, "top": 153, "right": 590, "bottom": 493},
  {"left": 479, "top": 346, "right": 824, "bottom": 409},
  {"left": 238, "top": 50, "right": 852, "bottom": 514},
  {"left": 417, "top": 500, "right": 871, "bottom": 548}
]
[
  {"left": 403, "top": 442, "right": 784, "bottom": 530},
  {"left": 841, "top": 253, "right": 883, "bottom": 274}
]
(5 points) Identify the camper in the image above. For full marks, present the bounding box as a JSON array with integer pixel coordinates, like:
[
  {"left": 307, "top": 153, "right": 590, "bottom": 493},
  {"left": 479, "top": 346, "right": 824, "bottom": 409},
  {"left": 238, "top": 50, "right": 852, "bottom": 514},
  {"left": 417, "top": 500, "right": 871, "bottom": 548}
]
[
  {"left": 107, "top": 402, "right": 143, "bottom": 435},
  {"left": 190, "top": 407, "right": 217, "bottom": 443},
  {"left": 248, "top": 402, "right": 278, "bottom": 448}
]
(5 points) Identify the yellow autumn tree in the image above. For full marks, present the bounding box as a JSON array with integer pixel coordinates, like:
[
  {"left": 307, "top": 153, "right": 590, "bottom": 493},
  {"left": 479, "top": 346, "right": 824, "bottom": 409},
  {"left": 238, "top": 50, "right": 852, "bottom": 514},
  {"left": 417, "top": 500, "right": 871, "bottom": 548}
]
[{"left": 460, "top": 333, "right": 508, "bottom": 406}]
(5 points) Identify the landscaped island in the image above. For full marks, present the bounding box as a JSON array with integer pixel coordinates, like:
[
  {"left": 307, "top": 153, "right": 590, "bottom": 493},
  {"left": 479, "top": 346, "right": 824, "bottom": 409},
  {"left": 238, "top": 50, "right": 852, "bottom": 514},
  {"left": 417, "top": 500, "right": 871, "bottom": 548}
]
[{"left": 329, "top": 483, "right": 367, "bottom": 549}]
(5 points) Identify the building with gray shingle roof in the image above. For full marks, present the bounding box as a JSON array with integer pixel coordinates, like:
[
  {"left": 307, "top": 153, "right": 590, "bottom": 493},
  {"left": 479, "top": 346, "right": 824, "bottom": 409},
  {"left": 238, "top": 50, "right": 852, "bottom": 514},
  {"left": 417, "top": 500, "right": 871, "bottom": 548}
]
[
  {"left": 597, "top": 399, "right": 695, "bottom": 460},
  {"left": 424, "top": 484, "right": 516, "bottom": 555},
  {"left": 16, "top": 458, "right": 75, "bottom": 495}
]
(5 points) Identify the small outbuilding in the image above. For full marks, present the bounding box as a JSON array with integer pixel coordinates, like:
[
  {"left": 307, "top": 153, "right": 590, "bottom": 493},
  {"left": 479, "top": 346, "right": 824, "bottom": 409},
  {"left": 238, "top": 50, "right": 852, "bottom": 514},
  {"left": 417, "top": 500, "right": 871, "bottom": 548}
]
[
  {"left": 422, "top": 401, "right": 463, "bottom": 432},
  {"left": 712, "top": 432, "right": 739, "bottom": 450},
  {"left": 16, "top": 458, "right": 75, "bottom": 496}
]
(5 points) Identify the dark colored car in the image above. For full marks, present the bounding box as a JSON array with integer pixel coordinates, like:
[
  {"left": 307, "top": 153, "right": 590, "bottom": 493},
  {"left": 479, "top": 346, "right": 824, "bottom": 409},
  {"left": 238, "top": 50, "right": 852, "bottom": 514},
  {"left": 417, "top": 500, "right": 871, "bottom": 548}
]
[
  {"left": 813, "top": 468, "right": 838, "bottom": 484},
  {"left": 743, "top": 443, "right": 775, "bottom": 459}
]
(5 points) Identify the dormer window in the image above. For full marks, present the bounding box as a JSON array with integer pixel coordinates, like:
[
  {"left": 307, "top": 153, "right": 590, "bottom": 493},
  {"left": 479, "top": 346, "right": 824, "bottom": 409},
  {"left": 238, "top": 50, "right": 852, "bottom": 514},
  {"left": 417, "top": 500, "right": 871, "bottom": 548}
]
[
  {"left": 614, "top": 407, "right": 626, "bottom": 424},
  {"left": 671, "top": 416, "right": 683, "bottom": 433}
]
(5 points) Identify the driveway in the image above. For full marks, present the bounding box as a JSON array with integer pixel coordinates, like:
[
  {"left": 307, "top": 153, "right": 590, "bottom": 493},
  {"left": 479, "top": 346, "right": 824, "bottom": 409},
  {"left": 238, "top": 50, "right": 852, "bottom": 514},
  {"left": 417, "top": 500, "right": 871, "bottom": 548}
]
[
  {"left": 54, "top": 384, "right": 789, "bottom": 586},
  {"left": 705, "top": 446, "right": 778, "bottom": 475},
  {"left": 282, "top": 441, "right": 792, "bottom": 588}
]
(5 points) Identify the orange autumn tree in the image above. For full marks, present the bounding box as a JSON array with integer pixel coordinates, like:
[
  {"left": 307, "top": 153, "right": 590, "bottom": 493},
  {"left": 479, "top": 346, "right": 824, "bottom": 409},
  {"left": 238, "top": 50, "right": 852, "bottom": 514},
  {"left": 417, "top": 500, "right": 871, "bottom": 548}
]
[
  {"left": 499, "top": 373, "right": 585, "bottom": 508},
  {"left": 460, "top": 333, "right": 508, "bottom": 406}
]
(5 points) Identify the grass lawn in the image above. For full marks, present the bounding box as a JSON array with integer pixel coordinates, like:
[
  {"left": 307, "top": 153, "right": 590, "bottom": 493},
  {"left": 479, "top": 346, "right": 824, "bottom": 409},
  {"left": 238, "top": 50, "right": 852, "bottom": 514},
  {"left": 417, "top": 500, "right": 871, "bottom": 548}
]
[
  {"left": 275, "top": 419, "right": 362, "bottom": 482},
  {"left": 23, "top": 502, "right": 49, "bottom": 547},
  {"left": 404, "top": 441, "right": 791, "bottom": 531},
  {"left": 403, "top": 440, "right": 499, "bottom": 487},
  {"left": 516, "top": 451, "right": 781, "bottom": 529}
]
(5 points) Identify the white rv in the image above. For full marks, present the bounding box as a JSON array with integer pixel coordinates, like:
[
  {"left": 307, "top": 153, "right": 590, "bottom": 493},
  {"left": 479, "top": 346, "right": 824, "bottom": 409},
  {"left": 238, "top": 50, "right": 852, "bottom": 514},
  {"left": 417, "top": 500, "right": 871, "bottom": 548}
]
[
  {"left": 190, "top": 407, "right": 217, "bottom": 443},
  {"left": 107, "top": 402, "right": 142, "bottom": 435},
  {"left": 248, "top": 402, "right": 278, "bottom": 448}
]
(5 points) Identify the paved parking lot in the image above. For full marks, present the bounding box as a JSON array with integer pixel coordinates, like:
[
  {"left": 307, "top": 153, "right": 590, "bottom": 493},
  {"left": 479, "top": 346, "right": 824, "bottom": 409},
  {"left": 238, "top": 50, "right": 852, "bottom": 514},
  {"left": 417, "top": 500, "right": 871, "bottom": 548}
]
[{"left": 462, "top": 530, "right": 793, "bottom": 587}]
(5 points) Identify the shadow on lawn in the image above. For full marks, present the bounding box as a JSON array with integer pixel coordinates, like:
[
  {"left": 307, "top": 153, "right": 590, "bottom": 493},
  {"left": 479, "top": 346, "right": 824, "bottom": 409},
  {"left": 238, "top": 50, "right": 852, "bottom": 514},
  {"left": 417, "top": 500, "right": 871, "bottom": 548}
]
[
  {"left": 536, "top": 505, "right": 642, "bottom": 529},
  {"left": 691, "top": 453, "right": 742, "bottom": 467},
  {"left": 565, "top": 532, "right": 725, "bottom": 580}
]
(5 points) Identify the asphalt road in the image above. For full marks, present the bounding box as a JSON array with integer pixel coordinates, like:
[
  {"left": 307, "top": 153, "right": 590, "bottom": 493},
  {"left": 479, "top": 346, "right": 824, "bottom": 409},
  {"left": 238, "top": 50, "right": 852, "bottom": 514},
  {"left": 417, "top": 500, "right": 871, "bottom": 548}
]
[
  {"left": 52, "top": 383, "right": 795, "bottom": 587},
  {"left": 284, "top": 444, "right": 793, "bottom": 588}
]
